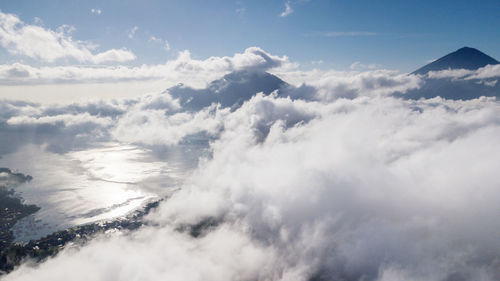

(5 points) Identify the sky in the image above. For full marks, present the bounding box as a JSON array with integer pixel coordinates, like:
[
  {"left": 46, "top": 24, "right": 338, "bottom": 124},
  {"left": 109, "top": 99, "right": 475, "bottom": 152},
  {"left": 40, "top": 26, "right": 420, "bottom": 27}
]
[
  {"left": 0, "top": 0, "right": 499, "bottom": 103},
  {"left": 1, "top": 0, "right": 500, "bottom": 71}
]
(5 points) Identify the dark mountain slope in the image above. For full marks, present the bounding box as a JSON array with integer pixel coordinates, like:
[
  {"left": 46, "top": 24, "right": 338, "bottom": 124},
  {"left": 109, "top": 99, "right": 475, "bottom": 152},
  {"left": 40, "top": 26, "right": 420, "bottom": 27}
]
[
  {"left": 167, "top": 70, "right": 288, "bottom": 110},
  {"left": 412, "top": 47, "right": 499, "bottom": 75},
  {"left": 402, "top": 47, "right": 500, "bottom": 100}
]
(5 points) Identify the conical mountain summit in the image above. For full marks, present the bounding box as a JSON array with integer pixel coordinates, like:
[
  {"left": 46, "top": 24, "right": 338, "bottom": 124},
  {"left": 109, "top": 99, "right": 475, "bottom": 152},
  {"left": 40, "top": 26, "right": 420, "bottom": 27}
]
[{"left": 412, "top": 47, "right": 499, "bottom": 75}]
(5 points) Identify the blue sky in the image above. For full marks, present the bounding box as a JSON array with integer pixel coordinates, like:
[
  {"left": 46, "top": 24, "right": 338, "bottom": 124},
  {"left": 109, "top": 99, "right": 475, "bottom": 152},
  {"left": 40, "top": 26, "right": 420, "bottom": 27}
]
[{"left": 1, "top": 0, "right": 499, "bottom": 72}]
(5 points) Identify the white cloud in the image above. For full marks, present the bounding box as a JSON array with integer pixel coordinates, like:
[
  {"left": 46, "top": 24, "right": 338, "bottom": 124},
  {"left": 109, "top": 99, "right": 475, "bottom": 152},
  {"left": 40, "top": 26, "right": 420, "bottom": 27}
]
[
  {"left": 148, "top": 36, "right": 171, "bottom": 51},
  {"left": 164, "top": 40, "right": 171, "bottom": 51},
  {"left": 273, "top": 68, "right": 422, "bottom": 100},
  {"left": 6, "top": 112, "right": 112, "bottom": 127},
  {"left": 462, "top": 64, "right": 500, "bottom": 80},
  {"left": 0, "top": 52, "right": 499, "bottom": 281},
  {"left": 33, "top": 17, "right": 43, "bottom": 25},
  {"left": 90, "top": 8, "right": 102, "bottom": 15},
  {"left": 0, "top": 47, "right": 429, "bottom": 104},
  {"left": 150, "top": 95, "right": 500, "bottom": 280},
  {"left": 423, "top": 64, "right": 500, "bottom": 80},
  {"left": 92, "top": 49, "right": 137, "bottom": 64},
  {"left": 0, "top": 11, "right": 135, "bottom": 64},
  {"left": 112, "top": 104, "right": 229, "bottom": 146},
  {"left": 478, "top": 79, "right": 497, "bottom": 87},
  {"left": 128, "top": 26, "right": 139, "bottom": 39},
  {"left": 350, "top": 61, "right": 381, "bottom": 70},
  {"left": 148, "top": 36, "right": 162, "bottom": 43},
  {"left": 280, "top": 1, "right": 293, "bottom": 17},
  {"left": 0, "top": 47, "right": 292, "bottom": 86},
  {"left": 425, "top": 68, "right": 472, "bottom": 79},
  {"left": 1, "top": 39, "right": 499, "bottom": 281},
  {"left": 3, "top": 92, "right": 500, "bottom": 281},
  {"left": 6, "top": 225, "right": 278, "bottom": 281}
]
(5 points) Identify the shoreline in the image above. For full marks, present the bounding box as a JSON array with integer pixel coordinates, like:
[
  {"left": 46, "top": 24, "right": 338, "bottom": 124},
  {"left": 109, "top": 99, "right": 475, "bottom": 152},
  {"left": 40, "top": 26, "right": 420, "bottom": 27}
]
[{"left": 0, "top": 198, "right": 162, "bottom": 275}]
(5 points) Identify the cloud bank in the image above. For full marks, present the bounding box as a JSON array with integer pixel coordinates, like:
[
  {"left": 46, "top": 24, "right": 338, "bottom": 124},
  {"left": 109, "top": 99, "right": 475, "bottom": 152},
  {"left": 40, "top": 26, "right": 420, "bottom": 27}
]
[
  {"left": 0, "top": 47, "right": 292, "bottom": 87},
  {"left": 1, "top": 57, "right": 499, "bottom": 280},
  {"left": 425, "top": 64, "right": 500, "bottom": 81}
]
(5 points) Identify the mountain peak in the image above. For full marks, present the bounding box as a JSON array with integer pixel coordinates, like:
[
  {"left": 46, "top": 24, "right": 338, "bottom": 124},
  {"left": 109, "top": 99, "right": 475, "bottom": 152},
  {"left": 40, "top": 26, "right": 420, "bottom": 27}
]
[
  {"left": 168, "top": 70, "right": 288, "bottom": 111},
  {"left": 412, "top": 47, "right": 499, "bottom": 75}
]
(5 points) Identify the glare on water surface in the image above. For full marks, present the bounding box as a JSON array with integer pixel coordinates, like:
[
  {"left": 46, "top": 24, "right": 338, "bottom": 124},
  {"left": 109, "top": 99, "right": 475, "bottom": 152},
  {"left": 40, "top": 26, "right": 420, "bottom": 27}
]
[{"left": 0, "top": 143, "right": 174, "bottom": 242}]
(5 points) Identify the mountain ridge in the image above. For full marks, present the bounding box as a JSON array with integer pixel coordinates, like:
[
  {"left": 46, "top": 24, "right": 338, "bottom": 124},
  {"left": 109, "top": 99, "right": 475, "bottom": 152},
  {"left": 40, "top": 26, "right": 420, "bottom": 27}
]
[{"left": 412, "top": 47, "right": 499, "bottom": 75}]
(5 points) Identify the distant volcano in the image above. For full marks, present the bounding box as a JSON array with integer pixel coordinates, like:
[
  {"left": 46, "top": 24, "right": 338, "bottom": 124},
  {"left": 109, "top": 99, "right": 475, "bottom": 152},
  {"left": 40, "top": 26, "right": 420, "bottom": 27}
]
[
  {"left": 412, "top": 47, "right": 499, "bottom": 75},
  {"left": 167, "top": 70, "right": 289, "bottom": 110},
  {"left": 401, "top": 47, "right": 500, "bottom": 100}
]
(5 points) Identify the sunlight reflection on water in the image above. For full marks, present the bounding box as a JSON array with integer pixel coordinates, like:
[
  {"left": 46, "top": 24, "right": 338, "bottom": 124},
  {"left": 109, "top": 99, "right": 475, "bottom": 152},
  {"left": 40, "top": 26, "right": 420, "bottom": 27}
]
[{"left": 0, "top": 142, "right": 199, "bottom": 242}]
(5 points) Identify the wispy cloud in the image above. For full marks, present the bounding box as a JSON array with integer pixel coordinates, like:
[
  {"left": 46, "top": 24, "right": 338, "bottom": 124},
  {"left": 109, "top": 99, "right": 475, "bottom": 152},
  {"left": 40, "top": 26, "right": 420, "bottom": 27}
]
[
  {"left": 350, "top": 61, "right": 381, "bottom": 70},
  {"left": 33, "top": 17, "right": 43, "bottom": 25},
  {"left": 90, "top": 8, "right": 102, "bottom": 15},
  {"left": 128, "top": 26, "right": 139, "bottom": 39},
  {"left": 149, "top": 36, "right": 171, "bottom": 51},
  {"left": 164, "top": 40, "right": 171, "bottom": 51},
  {"left": 236, "top": 7, "right": 246, "bottom": 17},
  {"left": 280, "top": 1, "right": 293, "bottom": 17},
  {"left": 148, "top": 36, "right": 162, "bottom": 43}
]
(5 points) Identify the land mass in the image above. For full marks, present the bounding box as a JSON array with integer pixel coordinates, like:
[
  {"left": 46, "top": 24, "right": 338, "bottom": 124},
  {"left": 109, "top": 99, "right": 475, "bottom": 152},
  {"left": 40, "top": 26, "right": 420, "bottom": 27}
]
[
  {"left": 0, "top": 168, "right": 163, "bottom": 275},
  {"left": 0, "top": 168, "right": 39, "bottom": 248},
  {"left": 0, "top": 198, "right": 161, "bottom": 275}
]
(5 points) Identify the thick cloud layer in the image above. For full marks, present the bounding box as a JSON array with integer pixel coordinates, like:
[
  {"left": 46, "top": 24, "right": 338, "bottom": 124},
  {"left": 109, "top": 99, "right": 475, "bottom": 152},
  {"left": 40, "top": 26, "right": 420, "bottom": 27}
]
[
  {"left": 1, "top": 52, "right": 500, "bottom": 280},
  {"left": 274, "top": 69, "right": 422, "bottom": 100}
]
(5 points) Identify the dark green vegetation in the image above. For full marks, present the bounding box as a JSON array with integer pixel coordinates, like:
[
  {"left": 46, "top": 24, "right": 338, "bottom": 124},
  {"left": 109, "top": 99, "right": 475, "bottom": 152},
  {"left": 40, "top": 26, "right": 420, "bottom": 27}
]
[
  {"left": 0, "top": 187, "right": 40, "bottom": 245},
  {"left": 0, "top": 168, "right": 40, "bottom": 249},
  {"left": 0, "top": 167, "right": 163, "bottom": 275},
  {"left": 0, "top": 199, "right": 161, "bottom": 275}
]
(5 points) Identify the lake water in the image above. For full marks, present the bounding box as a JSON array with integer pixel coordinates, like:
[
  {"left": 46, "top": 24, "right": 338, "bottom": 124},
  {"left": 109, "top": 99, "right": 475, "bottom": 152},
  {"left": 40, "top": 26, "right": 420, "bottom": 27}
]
[{"left": 0, "top": 143, "right": 202, "bottom": 242}]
